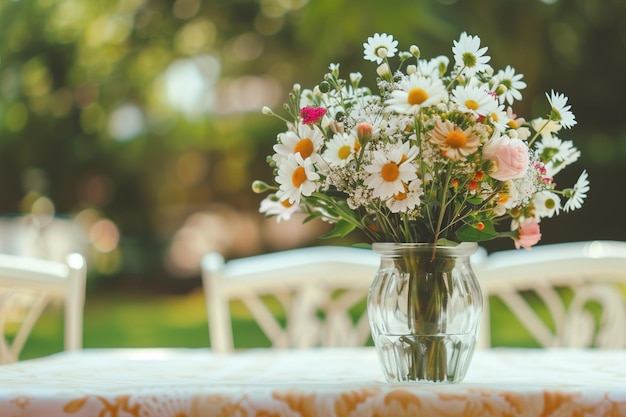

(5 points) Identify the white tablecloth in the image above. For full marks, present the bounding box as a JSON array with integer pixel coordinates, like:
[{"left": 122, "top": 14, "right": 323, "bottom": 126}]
[{"left": 1, "top": 347, "right": 625, "bottom": 416}]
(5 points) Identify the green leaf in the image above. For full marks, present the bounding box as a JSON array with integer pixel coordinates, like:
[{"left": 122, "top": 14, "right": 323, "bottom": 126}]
[
  {"left": 319, "top": 220, "right": 356, "bottom": 239},
  {"left": 436, "top": 238, "right": 459, "bottom": 246},
  {"left": 455, "top": 221, "right": 499, "bottom": 242},
  {"left": 467, "top": 197, "right": 483, "bottom": 205}
]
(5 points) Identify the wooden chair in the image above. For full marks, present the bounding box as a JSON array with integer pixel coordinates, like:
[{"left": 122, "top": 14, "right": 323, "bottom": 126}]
[
  {"left": 476, "top": 240, "right": 626, "bottom": 348},
  {"left": 201, "top": 246, "right": 381, "bottom": 352},
  {"left": 0, "top": 252, "right": 87, "bottom": 363}
]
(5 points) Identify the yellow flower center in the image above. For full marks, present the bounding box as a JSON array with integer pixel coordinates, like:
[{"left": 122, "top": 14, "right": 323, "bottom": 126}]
[
  {"left": 491, "top": 112, "right": 499, "bottom": 122},
  {"left": 465, "top": 99, "right": 479, "bottom": 110},
  {"left": 280, "top": 199, "right": 293, "bottom": 208},
  {"left": 507, "top": 119, "right": 519, "bottom": 129},
  {"left": 445, "top": 131, "right": 467, "bottom": 148},
  {"left": 338, "top": 145, "right": 351, "bottom": 160},
  {"left": 393, "top": 191, "right": 407, "bottom": 201},
  {"left": 291, "top": 166, "right": 307, "bottom": 187},
  {"left": 381, "top": 162, "right": 399, "bottom": 182},
  {"left": 408, "top": 88, "right": 429, "bottom": 105},
  {"left": 393, "top": 183, "right": 409, "bottom": 201},
  {"left": 294, "top": 138, "right": 314, "bottom": 158}
]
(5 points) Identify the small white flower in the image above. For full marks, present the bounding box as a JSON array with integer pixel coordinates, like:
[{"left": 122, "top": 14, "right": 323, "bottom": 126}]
[
  {"left": 363, "top": 33, "right": 398, "bottom": 64},
  {"left": 323, "top": 132, "right": 360, "bottom": 167},
  {"left": 531, "top": 117, "right": 562, "bottom": 139},
  {"left": 385, "top": 73, "right": 448, "bottom": 114},
  {"left": 275, "top": 153, "right": 320, "bottom": 204},
  {"left": 364, "top": 147, "right": 418, "bottom": 200},
  {"left": 563, "top": 170, "right": 589, "bottom": 212},
  {"left": 488, "top": 105, "right": 511, "bottom": 134},
  {"left": 546, "top": 90, "right": 577, "bottom": 129},
  {"left": 349, "top": 72, "right": 362, "bottom": 85},
  {"left": 452, "top": 85, "right": 498, "bottom": 116},
  {"left": 532, "top": 191, "right": 561, "bottom": 218},
  {"left": 259, "top": 196, "right": 302, "bottom": 222},
  {"left": 492, "top": 65, "right": 527, "bottom": 105},
  {"left": 497, "top": 180, "right": 521, "bottom": 209},
  {"left": 272, "top": 123, "right": 325, "bottom": 164},
  {"left": 505, "top": 107, "right": 531, "bottom": 140},
  {"left": 452, "top": 32, "right": 491, "bottom": 77},
  {"left": 535, "top": 136, "right": 581, "bottom": 176},
  {"left": 386, "top": 178, "right": 424, "bottom": 213}
]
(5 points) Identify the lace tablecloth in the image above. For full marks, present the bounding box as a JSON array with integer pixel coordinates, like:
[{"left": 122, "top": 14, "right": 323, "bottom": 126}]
[{"left": 1, "top": 347, "right": 625, "bottom": 417}]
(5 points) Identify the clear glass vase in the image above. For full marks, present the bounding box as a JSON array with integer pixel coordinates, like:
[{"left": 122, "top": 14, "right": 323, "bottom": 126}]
[{"left": 367, "top": 242, "right": 483, "bottom": 383}]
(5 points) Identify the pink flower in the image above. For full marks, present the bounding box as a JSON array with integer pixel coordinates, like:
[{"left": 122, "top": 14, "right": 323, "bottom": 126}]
[
  {"left": 482, "top": 135, "right": 529, "bottom": 181},
  {"left": 300, "top": 107, "right": 327, "bottom": 125},
  {"left": 514, "top": 219, "right": 541, "bottom": 249}
]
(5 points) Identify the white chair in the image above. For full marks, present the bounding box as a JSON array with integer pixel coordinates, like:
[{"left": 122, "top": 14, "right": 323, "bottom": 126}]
[
  {"left": 0, "top": 252, "right": 87, "bottom": 363},
  {"left": 201, "top": 246, "right": 381, "bottom": 352},
  {"left": 476, "top": 240, "right": 626, "bottom": 349}
]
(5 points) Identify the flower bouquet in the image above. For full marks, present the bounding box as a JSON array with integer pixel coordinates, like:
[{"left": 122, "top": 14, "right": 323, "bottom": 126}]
[
  {"left": 253, "top": 32, "right": 588, "bottom": 382},
  {"left": 254, "top": 32, "right": 587, "bottom": 248}
]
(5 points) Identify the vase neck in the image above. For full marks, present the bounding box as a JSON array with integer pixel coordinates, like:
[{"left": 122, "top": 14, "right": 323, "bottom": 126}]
[{"left": 372, "top": 242, "right": 478, "bottom": 258}]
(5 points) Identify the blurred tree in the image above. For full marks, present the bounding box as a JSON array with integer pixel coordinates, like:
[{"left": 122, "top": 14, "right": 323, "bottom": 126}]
[{"left": 0, "top": 0, "right": 624, "bottom": 288}]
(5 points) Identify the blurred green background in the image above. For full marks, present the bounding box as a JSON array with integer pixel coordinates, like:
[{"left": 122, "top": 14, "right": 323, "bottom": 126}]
[{"left": 1, "top": 0, "right": 625, "bottom": 357}]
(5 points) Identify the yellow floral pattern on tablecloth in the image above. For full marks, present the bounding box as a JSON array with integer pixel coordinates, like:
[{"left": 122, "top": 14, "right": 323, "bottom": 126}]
[{"left": 1, "top": 348, "right": 626, "bottom": 417}]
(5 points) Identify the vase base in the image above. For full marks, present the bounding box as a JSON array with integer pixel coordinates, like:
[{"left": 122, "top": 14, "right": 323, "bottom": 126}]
[{"left": 373, "top": 333, "right": 476, "bottom": 383}]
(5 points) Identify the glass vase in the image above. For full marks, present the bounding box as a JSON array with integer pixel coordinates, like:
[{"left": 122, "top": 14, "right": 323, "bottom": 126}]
[{"left": 367, "top": 242, "right": 483, "bottom": 383}]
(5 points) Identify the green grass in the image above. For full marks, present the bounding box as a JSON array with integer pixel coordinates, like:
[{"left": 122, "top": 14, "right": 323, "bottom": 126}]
[
  {"left": 16, "top": 289, "right": 551, "bottom": 361},
  {"left": 18, "top": 288, "right": 274, "bottom": 360}
]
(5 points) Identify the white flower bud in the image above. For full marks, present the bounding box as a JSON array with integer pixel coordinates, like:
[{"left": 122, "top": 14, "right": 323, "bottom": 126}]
[
  {"left": 350, "top": 72, "right": 363, "bottom": 84},
  {"left": 376, "top": 63, "right": 391, "bottom": 78},
  {"left": 409, "top": 45, "right": 420, "bottom": 58},
  {"left": 406, "top": 65, "right": 417, "bottom": 75}
]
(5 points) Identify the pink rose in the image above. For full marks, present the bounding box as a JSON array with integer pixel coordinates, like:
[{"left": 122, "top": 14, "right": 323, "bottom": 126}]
[
  {"left": 482, "top": 136, "right": 529, "bottom": 181},
  {"left": 514, "top": 219, "right": 542, "bottom": 249}
]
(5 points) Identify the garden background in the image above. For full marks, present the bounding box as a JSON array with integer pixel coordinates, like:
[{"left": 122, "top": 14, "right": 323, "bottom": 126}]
[{"left": 0, "top": 0, "right": 624, "bottom": 359}]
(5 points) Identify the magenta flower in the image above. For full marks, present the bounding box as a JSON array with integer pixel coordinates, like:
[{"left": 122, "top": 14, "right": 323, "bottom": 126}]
[{"left": 300, "top": 107, "right": 327, "bottom": 125}]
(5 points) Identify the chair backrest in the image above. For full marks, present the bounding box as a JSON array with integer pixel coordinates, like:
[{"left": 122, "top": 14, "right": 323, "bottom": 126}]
[
  {"left": 201, "top": 246, "right": 381, "bottom": 352},
  {"left": 0, "top": 252, "right": 87, "bottom": 363},
  {"left": 476, "top": 240, "right": 626, "bottom": 349}
]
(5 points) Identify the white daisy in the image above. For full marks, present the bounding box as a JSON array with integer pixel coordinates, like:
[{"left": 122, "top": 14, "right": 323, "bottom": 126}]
[
  {"left": 496, "top": 180, "right": 521, "bottom": 209},
  {"left": 323, "top": 132, "right": 360, "bottom": 167},
  {"left": 363, "top": 33, "right": 398, "bottom": 64},
  {"left": 492, "top": 65, "right": 526, "bottom": 105},
  {"left": 275, "top": 153, "right": 320, "bottom": 204},
  {"left": 546, "top": 90, "right": 577, "bottom": 129},
  {"left": 272, "top": 123, "right": 325, "bottom": 164},
  {"left": 364, "top": 147, "right": 418, "bottom": 200},
  {"left": 532, "top": 190, "right": 561, "bottom": 218},
  {"left": 386, "top": 178, "right": 424, "bottom": 213},
  {"left": 563, "top": 170, "right": 589, "bottom": 212},
  {"left": 535, "top": 136, "right": 581, "bottom": 176},
  {"left": 452, "top": 32, "right": 491, "bottom": 77},
  {"left": 385, "top": 73, "right": 448, "bottom": 114},
  {"left": 488, "top": 104, "right": 511, "bottom": 134},
  {"left": 259, "top": 196, "right": 302, "bottom": 222},
  {"left": 417, "top": 55, "right": 450, "bottom": 78},
  {"left": 505, "top": 107, "right": 531, "bottom": 140},
  {"left": 531, "top": 117, "right": 562, "bottom": 140},
  {"left": 452, "top": 85, "right": 498, "bottom": 116}
]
